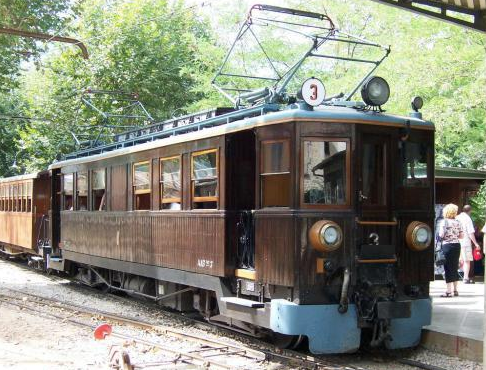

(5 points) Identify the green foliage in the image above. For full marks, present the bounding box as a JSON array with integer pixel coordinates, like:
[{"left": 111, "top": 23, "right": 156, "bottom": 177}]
[
  {"left": 470, "top": 183, "right": 486, "bottom": 225},
  {"left": 0, "top": 92, "right": 29, "bottom": 176},
  {"left": 0, "top": 0, "right": 72, "bottom": 88},
  {"left": 0, "top": 0, "right": 484, "bottom": 176},
  {"left": 18, "top": 0, "right": 220, "bottom": 170}
]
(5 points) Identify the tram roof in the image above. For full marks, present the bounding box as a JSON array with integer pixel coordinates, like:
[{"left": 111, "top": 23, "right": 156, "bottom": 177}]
[
  {"left": 436, "top": 166, "right": 486, "bottom": 180},
  {"left": 50, "top": 105, "right": 433, "bottom": 170},
  {"left": 0, "top": 172, "right": 41, "bottom": 184},
  {"left": 371, "top": 0, "right": 486, "bottom": 33}
]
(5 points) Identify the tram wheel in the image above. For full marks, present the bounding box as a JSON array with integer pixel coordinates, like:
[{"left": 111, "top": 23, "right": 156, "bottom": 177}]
[{"left": 272, "top": 332, "right": 305, "bottom": 350}]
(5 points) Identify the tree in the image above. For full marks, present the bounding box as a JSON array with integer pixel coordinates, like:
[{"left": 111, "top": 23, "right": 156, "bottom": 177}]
[
  {"left": 470, "top": 183, "right": 486, "bottom": 225},
  {"left": 19, "top": 0, "right": 220, "bottom": 170},
  {"left": 0, "top": 0, "right": 72, "bottom": 88}
]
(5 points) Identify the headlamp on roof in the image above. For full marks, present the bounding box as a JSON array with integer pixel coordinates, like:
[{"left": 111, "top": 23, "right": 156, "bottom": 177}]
[{"left": 361, "top": 76, "right": 390, "bottom": 107}]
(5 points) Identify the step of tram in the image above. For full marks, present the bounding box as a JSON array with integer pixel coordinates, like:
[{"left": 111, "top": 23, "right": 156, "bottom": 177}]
[{"left": 220, "top": 297, "right": 264, "bottom": 308}]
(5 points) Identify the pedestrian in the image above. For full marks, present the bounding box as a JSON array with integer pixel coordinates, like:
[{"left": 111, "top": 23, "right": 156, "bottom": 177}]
[
  {"left": 437, "top": 203, "right": 463, "bottom": 297},
  {"left": 456, "top": 205, "right": 480, "bottom": 283}
]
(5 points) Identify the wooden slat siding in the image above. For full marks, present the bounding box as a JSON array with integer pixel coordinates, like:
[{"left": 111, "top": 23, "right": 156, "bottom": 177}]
[
  {"left": 60, "top": 211, "right": 226, "bottom": 276},
  {"left": 255, "top": 214, "right": 294, "bottom": 286},
  {"left": 0, "top": 212, "right": 35, "bottom": 249},
  {"left": 111, "top": 164, "right": 128, "bottom": 211}
]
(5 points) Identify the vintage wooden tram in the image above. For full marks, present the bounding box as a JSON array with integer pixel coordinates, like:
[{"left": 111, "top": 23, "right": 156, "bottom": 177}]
[
  {"left": 0, "top": 172, "right": 50, "bottom": 257},
  {"left": 0, "top": 5, "right": 435, "bottom": 354}
]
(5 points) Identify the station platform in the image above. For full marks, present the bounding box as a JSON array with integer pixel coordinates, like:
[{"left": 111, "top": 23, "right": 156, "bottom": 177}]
[{"left": 421, "top": 279, "right": 484, "bottom": 362}]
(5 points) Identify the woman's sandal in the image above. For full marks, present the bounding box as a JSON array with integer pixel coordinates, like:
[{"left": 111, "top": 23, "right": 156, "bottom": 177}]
[
  {"left": 454, "top": 291, "right": 459, "bottom": 296},
  {"left": 440, "top": 292, "right": 453, "bottom": 297}
]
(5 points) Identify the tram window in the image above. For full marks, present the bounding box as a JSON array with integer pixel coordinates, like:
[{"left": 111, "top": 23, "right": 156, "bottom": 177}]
[
  {"left": 6, "top": 185, "right": 10, "bottom": 211},
  {"left": 261, "top": 140, "right": 290, "bottom": 207},
  {"left": 192, "top": 150, "right": 218, "bottom": 209},
  {"left": 76, "top": 172, "right": 88, "bottom": 211},
  {"left": 19, "top": 183, "right": 24, "bottom": 212},
  {"left": 303, "top": 140, "right": 348, "bottom": 205},
  {"left": 22, "top": 182, "right": 27, "bottom": 212},
  {"left": 92, "top": 169, "right": 106, "bottom": 211},
  {"left": 133, "top": 161, "right": 151, "bottom": 210},
  {"left": 0, "top": 185, "right": 4, "bottom": 211},
  {"left": 0, "top": 186, "right": 2, "bottom": 211},
  {"left": 26, "top": 181, "right": 32, "bottom": 212},
  {"left": 63, "top": 173, "right": 74, "bottom": 210},
  {"left": 13, "top": 184, "right": 18, "bottom": 212},
  {"left": 160, "top": 156, "right": 181, "bottom": 210},
  {"left": 402, "top": 142, "right": 429, "bottom": 186}
]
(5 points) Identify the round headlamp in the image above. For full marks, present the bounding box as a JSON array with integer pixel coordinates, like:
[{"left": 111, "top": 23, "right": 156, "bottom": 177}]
[
  {"left": 405, "top": 221, "right": 432, "bottom": 251},
  {"left": 361, "top": 76, "right": 390, "bottom": 107},
  {"left": 411, "top": 96, "right": 424, "bottom": 111},
  {"left": 309, "top": 220, "right": 343, "bottom": 252}
]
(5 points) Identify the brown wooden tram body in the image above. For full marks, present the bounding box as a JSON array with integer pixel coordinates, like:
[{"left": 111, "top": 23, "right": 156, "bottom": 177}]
[
  {"left": 49, "top": 108, "right": 435, "bottom": 315},
  {"left": 0, "top": 172, "right": 51, "bottom": 254}
]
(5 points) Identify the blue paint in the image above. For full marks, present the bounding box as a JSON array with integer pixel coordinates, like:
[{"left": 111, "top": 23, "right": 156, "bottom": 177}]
[
  {"left": 270, "top": 299, "right": 361, "bottom": 354},
  {"left": 385, "top": 298, "right": 432, "bottom": 349},
  {"left": 270, "top": 298, "right": 432, "bottom": 354}
]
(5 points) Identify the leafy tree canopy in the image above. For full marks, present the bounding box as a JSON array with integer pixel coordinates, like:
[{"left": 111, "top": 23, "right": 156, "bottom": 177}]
[
  {"left": 0, "top": 0, "right": 484, "bottom": 176},
  {"left": 0, "top": 0, "right": 72, "bottom": 87}
]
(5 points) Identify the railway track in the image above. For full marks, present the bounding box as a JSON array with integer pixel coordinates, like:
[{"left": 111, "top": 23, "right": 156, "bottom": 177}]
[
  {"left": 0, "top": 286, "right": 362, "bottom": 370},
  {"left": 0, "top": 260, "right": 449, "bottom": 370}
]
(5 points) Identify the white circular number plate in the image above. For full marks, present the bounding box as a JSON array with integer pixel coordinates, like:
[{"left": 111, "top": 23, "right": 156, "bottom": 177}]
[{"left": 301, "top": 78, "right": 325, "bottom": 106}]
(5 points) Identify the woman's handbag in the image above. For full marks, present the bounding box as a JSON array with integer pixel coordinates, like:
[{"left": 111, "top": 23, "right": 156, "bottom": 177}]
[
  {"left": 435, "top": 247, "right": 446, "bottom": 266},
  {"left": 435, "top": 222, "right": 446, "bottom": 266}
]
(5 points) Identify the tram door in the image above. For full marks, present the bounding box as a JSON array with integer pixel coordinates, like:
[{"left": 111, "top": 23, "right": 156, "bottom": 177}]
[{"left": 357, "top": 132, "right": 395, "bottom": 250}]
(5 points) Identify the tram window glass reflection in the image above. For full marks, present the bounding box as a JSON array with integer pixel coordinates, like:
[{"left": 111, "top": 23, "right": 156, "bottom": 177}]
[
  {"left": 303, "top": 140, "right": 347, "bottom": 205},
  {"left": 161, "top": 156, "right": 181, "bottom": 210},
  {"left": 63, "top": 174, "right": 74, "bottom": 210},
  {"left": 92, "top": 169, "right": 106, "bottom": 211},
  {"left": 402, "top": 142, "right": 429, "bottom": 186},
  {"left": 76, "top": 172, "right": 88, "bottom": 211},
  {"left": 192, "top": 150, "right": 218, "bottom": 209},
  {"left": 133, "top": 162, "right": 151, "bottom": 210},
  {"left": 261, "top": 140, "right": 290, "bottom": 207}
]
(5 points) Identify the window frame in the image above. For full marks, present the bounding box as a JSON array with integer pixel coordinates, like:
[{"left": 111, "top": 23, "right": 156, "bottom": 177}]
[
  {"left": 300, "top": 137, "right": 351, "bottom": 210},
  {"left": 76, "top": 172, "right": 89, "bottom": 212},
  {"left": 91, "top": 168, "right": 107, "bottom": 211},
  {"left": 400, "top": 141, "right": 432, "bottom": 188},
  {"left": 191, "top": 149, "right": 219, "bottom": 207},
  {"left": 26, "top": 181, "right": 32, "bottom": 213},
  {"left": 160, "top": 155, "right": 182, "bottom": 209},
  {"left": 62, "top": 173, "right": 74, "bottom": 211},
  {"left": 260, "top": 139, "right": 291, "bottom": 208},
  {"left": 132, "top": 161, "right": 151, "bottom": 211}
]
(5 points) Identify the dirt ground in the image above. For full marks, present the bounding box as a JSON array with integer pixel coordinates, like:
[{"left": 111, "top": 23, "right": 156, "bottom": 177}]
[
  {"left": 0, "top": 259, "right": 482, "bottom": 370},
  {"left": 0, "top": 304, "right": 110, "bottom": 369}
]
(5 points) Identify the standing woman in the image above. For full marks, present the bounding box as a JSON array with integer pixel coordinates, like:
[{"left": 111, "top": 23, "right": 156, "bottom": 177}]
[{"left": 438, "top": 204, "right": 464, "bottom": 297}]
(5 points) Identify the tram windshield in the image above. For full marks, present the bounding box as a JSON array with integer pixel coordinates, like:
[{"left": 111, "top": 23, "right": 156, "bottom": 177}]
[
  {"left": 303, "top": 140, "right": 348, "bottom": 205},
  {"left": 402, "top": 142, "right": 429, "bottom": 187}
]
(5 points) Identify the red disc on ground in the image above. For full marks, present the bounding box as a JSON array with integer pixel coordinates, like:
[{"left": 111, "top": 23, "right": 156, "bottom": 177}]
[{"left": 94, "top": 323, "right": 112, "bottom": 340}]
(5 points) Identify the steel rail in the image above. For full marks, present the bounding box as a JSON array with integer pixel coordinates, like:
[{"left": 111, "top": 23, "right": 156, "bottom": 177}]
[
  {"left": 0, "top": 294, "right": 247, "bottom": 370},
  {"left": 0, "top": 285, "right": 357, "bottom": 370}
]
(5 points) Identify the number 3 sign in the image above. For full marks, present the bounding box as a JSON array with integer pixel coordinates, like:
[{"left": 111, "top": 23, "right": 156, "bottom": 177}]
[{"left": 301, "top": 77, "right": 325, "bottom": 106}]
